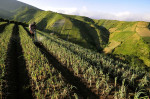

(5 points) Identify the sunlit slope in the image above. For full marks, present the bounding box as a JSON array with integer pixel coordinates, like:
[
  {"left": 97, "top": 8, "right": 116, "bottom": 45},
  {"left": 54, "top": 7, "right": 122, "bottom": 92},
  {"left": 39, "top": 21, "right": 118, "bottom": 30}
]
[
  {"left": 14, "top": 8, "right": 109, "bottom": 51},
  {"left": 14, "top": 8, "right": 150, "bottom": 66},
  {"left": 94, "top": 19, "right": 150, "bottom": 66}
]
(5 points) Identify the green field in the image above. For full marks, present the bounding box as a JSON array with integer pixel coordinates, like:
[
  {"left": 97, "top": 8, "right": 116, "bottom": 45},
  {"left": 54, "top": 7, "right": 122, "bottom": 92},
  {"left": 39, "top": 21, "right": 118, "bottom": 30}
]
[{"left": 0, "top": 18, "right": 150, "bottom": 98}]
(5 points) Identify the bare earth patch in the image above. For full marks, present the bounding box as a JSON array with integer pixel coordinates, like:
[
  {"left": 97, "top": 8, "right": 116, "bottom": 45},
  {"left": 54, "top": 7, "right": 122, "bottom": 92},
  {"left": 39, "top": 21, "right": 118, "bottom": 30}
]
[
  {"left": 109, "top": 28, "right": 117, "bottom": 33},
  {"left": 103, "top": 40, "right": 121, "bottom": 53},
  {"left": 136, "top": 22, "right": 150, "bottom": 37},
  {"left": 136, "top": 27, "right": 150, "bottom": 37}
]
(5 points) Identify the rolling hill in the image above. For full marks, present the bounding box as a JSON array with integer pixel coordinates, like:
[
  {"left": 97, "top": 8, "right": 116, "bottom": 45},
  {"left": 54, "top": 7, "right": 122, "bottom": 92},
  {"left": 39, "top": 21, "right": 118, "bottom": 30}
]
[
  {"left": 14, "top": 8, "right": 110, "bottom": 51},
  {"left": 94, "top": 20, "right": 150, "bottom": 66},
  {"left": 0, "top": 1, "right": 149, "bottom": 67},
  {"left": 13, "top": 8, "right": 150, "bottom": 66}
]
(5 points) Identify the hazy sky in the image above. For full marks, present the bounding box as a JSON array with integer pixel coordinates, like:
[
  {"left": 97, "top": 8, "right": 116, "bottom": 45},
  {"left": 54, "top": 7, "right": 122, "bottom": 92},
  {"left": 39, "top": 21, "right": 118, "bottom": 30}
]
[{"left": 17, "top": 0, "right": 150, "bottom": 21}]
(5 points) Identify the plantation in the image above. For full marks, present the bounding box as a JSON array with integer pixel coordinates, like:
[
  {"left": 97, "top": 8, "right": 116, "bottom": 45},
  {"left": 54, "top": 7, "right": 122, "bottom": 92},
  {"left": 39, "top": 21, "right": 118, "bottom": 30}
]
[{"left": 0, "top": 18, "right": 150, "bottom": 98}]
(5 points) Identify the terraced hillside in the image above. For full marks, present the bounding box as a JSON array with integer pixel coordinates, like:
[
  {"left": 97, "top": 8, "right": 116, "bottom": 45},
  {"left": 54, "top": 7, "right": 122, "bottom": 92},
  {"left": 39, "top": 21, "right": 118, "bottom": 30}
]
[
  {"left": 0, "top": 19, "right": 150, "bottom": 98},
  {"left": 94, "top": 20, "right": 150, "bottom": 66}
]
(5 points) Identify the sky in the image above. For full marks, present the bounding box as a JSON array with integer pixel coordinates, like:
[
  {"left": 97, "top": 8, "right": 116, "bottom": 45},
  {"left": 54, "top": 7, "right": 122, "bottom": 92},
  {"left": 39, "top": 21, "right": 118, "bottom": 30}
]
[{"left": 17, "top": 0, "right": 150, "bottom": 21}]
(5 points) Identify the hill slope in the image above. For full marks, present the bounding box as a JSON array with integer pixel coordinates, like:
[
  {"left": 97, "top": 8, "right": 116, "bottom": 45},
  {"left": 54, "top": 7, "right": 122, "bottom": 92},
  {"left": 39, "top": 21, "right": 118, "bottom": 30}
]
[
  {"left": 94, "top": 19, "right": 150, "bottom": 66},
  {"left": 13, "top": 7, "right": 150, "bottom": 66},
  {"left": 14, "top": 8, "right": 110, "bottom": 51}
]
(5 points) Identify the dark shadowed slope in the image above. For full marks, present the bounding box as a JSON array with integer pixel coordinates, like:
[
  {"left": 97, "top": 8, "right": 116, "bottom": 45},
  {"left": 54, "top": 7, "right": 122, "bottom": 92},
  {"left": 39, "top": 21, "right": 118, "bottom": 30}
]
[{"left": 0, "top": 0, "right": 40, "bottom": 19}]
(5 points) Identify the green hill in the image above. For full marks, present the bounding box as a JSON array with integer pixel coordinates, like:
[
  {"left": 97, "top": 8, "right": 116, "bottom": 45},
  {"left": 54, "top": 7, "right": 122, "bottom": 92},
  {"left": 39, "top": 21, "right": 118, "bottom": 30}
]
[
  {"left": 14, "top": 8, "right": 110, "bottom": 51},
  {"left": 0, "top": 4, "right": 148, "bottom": 67},
  {"left": 94, "top": 19, "right": 150, "bottom": 66}
]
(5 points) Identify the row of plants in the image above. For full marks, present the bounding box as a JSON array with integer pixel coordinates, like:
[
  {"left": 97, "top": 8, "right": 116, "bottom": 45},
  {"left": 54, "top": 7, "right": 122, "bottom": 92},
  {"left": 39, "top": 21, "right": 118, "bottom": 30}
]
[
  {"left": 36, "top": 29, "right": 150, "bottom": 98},
  {"left": 39, "top": 30, "right": 150, "bottom": 81},
  {"left": 19, "top": 25, "right": 78, "bottom": 98},
  {"left": 36, "top": 31, "right": 127, "bottom": 98},
  {"left": 0, "top": 24, "right": 15, "bottom": 98}
]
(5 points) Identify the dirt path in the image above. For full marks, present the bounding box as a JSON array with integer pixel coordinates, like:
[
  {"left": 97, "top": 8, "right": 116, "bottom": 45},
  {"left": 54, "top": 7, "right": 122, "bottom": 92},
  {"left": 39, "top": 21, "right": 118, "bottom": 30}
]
[{"left": 3, "top": 24, "right": 33, "bottom": 99}]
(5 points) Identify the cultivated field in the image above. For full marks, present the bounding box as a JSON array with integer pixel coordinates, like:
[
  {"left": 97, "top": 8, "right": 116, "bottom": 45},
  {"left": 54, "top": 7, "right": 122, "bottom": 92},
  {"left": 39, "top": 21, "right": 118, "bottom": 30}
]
[{"left": 0, "top": 19, "right": 150, "bottom": 99}]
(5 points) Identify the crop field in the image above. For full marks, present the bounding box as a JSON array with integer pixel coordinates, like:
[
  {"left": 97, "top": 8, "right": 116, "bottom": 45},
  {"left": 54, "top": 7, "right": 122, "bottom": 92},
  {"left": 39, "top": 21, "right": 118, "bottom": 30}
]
[{"left": 0, "top": 19, "right": 150, "bottom": 99}]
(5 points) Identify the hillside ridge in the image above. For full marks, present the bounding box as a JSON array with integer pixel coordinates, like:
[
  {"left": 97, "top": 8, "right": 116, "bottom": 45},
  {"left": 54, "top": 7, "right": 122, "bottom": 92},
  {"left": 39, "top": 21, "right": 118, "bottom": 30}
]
[
  {"left": 0, "top": 3, "right": 149, "bottom": 67},
  {"left": 13, "top": 7, "right": 150, "bottom": 66}
]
